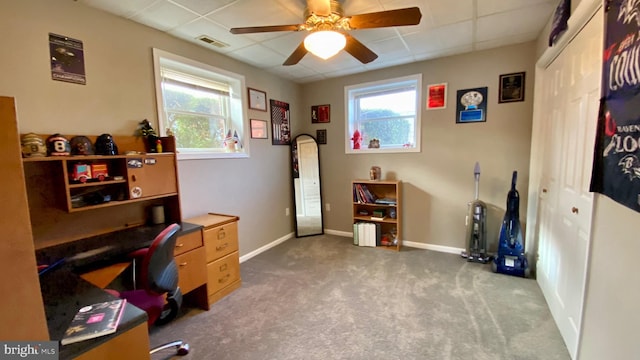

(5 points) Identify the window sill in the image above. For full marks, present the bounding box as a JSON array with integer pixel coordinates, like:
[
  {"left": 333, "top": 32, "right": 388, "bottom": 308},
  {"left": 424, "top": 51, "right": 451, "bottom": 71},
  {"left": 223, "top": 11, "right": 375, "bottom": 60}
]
[
  {"left": 177, "top": 151, "right": 249, "bottom": 160},
  {"left": 345, "top": 147, "right": 420, "bottom": 154}
]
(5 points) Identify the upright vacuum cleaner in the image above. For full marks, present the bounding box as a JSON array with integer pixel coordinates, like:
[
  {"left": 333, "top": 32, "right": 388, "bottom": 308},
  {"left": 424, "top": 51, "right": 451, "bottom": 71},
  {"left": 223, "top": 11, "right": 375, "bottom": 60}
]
[
  {"left": 492, "top": 171, "right": 530, "bottom": 277},
  {"left": 461, "top": 162, "right": 490, "bottom": 263}
]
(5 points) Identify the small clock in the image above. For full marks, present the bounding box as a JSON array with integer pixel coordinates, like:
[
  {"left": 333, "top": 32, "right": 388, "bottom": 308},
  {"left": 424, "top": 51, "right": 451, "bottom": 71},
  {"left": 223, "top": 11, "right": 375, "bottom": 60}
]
[{"left": 248, "top": 88, "right": 267, "bottom": 111}]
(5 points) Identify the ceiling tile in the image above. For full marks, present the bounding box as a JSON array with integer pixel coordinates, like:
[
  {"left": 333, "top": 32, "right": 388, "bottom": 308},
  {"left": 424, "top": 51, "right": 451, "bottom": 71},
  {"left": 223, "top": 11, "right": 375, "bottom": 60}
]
[
  {"left": 130, "top": 1, "right": 199, "bottom": 31},
  {"left": 169, "top": 18, "right": 255, "bottom": 53},
  {"left": 478, "top": 0, "right": 557, "bottom": 17},
  {"left": 78, "top": 0, "right": 158, "bottom": 18},
  {"left": 476, "top": 5, "right": 555, "bottom": 42},
  {"left": 169, "top": 0, "right": 236, "bottom": 16},
  {"left": 227, "top": 44, "right": 288, "bottom": 68}
]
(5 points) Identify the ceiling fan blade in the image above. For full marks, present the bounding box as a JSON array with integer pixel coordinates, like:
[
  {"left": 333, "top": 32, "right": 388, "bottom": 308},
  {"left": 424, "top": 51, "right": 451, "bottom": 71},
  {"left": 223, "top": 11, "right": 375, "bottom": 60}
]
[
  {"left": 230, "top": 24, "right": 301, "bottom": 34},
  {"left": 283, "top": 41, "right": 308, "bottom": 66},
  {"left": 344, "top": 34, "right": 378, "bottom": 64},
  {"left": 347, "top": 7, "right": 422, "bottom": 29},
  {"left": 306, "top": 0, "right": 331, "bottom": 16}
]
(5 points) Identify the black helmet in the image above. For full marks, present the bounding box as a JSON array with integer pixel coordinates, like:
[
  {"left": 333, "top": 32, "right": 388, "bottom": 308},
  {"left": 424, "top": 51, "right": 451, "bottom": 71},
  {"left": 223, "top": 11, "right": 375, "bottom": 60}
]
[
  {"left": 94, "top": 134, "right": 118, "bottom": 155},
  {"left": 70, "top": 136, "right": 94, "bottom": 155}
]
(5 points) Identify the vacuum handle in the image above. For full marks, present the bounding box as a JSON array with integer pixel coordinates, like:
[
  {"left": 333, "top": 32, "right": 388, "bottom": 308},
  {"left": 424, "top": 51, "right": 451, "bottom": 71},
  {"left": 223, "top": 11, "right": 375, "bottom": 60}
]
[{"left": 511, "top": 171, "right": 517, "bottom": 191}]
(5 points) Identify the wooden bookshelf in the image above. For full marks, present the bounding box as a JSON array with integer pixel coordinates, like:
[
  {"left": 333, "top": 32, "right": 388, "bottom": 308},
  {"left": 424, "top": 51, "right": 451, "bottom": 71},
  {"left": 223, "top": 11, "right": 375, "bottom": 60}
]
[{"left": 352, "top": 180, "right": 401, "bottom": 251}]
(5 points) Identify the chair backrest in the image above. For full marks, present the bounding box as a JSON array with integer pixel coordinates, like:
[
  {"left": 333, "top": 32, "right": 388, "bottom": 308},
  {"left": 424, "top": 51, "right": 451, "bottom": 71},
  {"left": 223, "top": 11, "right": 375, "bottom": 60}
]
[{"left": 140, "top": 223, "right": 181, "bottom": 295}]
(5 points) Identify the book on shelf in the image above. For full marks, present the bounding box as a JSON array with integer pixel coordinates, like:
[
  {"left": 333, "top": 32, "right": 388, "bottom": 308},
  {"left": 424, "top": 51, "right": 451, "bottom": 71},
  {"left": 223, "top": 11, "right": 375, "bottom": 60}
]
[
  {"left": 370, "top": 216, "right": 386, "bottom": 221},
  {"left": 61, "top": 299, "right": 126, "bottom": 346},
  {"left": 374, "top": 198, "right": 396, "bottom": 205},
  {"left": 354, "top": 184, "right": 377, "bottom": 203}
]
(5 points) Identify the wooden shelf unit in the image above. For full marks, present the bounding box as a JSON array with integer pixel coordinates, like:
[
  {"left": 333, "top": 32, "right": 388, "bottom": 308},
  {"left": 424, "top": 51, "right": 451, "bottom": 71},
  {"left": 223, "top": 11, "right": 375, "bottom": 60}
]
[{"left": 352, "top": 180, "right": 402, "bottom": 251}]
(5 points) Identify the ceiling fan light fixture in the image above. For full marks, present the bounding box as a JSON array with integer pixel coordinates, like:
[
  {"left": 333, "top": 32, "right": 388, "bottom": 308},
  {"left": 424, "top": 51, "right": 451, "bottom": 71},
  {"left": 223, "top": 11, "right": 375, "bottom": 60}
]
[{"left": 304, "top": 30, "right": 346, "bottom": 60}]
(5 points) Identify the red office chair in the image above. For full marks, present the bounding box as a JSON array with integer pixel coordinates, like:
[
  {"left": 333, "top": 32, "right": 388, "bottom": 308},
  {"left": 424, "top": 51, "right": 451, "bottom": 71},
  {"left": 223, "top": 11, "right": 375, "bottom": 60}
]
[{"left": 107, "top": 223, "right": 189, "bottom": 356}]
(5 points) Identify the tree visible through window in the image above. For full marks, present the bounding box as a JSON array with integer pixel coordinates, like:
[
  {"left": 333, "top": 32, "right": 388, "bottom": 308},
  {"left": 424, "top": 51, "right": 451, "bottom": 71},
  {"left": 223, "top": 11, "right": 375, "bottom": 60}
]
[
  {"left": 345, "top": 74, "right": 421, "bottom": 153},
  {"left": 153, "top": 48, "right": 248, "bottom": 159}
]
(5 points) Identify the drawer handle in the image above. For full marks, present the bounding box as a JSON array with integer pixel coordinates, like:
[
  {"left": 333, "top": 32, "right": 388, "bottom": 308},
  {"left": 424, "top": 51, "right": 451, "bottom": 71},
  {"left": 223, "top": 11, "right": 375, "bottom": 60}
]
[
  {"left": 175, "top": 243, "right": 184, "bottom": 248},
  {"left": 216, "top": 243, "right": 228, "bottom": 251},
  {"left": 217, "top": 229, "right": 226, "bottom": 240},
  {"left": 179, "top": 262, "right": 188, "bottom": 266},
  {"left": 218, "top": 274, "right": 230, "bottom": 283},
  {"left": 219, "top": 263, "right": 228, "bottom": 272}
]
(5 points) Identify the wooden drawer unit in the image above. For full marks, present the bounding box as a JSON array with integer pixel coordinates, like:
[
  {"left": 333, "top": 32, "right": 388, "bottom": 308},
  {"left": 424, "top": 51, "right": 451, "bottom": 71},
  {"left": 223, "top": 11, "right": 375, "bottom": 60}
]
[
  {"left": 174, "top": 229, "right": 203, "bottom": 256},
  {"left": 176, "top": 246, "right": 207, "bottom": 294},
  {"left": 204, "top": 221, "right": 238, "bottom": 261},
  {"left": 184, "top": 213, "right": 241, "bottom": 306},
  {"left": 206, "top": 252, "right": 240, "bottom": 295}
]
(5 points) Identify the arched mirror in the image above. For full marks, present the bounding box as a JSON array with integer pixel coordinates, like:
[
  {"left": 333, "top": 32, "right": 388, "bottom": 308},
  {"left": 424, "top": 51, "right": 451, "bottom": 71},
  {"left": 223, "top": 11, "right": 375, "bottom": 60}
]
[{"left": 291, "top": 134, "right": 323, "bottom": 237}]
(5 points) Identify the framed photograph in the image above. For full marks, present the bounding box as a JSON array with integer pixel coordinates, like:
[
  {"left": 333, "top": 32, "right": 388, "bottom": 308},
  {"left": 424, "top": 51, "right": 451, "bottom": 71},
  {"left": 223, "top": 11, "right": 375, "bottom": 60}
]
[
  {"left": 316, "top": 129, "right": 327, "bottom": 144},
  {"left": 426, "top": 83, "right": 447, "bottom": 110},
  {"left": 248, "top": 88, "right": 267, "bottom": 111},
  {"left": 456, "top": 87, "right": 488, "bottom": 124},
  {"left": 49, "top": 33, "right": 86, "bottom": 85},
  {"left": 499, "top": 72, "right": 525, "bottom": 103},
  {"left": 250, "top": 119, "right": 268, "bottom": 139},
  {"left": 270, "top": 99, "right": 291, "bottom": 145},
  {"left": 311, "top": 104, "right": 330, "bottom": 123}
]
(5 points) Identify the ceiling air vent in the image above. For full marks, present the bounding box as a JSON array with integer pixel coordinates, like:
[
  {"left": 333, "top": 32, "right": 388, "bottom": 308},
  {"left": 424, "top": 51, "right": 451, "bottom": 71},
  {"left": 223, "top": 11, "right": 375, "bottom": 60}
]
[{"left": 197, "top": 35, "right": 229, "bottom": 48}]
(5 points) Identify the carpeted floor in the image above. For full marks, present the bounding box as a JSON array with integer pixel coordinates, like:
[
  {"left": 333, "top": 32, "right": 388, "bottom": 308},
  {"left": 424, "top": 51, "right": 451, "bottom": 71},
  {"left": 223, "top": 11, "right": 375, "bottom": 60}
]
[{"left": 149, "top": 234, "right": 569, "bottom": 360}]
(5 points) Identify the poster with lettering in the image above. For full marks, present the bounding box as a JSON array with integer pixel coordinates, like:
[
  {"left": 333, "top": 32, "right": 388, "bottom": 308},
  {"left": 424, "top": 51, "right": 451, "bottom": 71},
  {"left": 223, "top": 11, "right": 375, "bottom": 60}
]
[{"left": 590, "top": 0, "right": 640, "bottom": 212}]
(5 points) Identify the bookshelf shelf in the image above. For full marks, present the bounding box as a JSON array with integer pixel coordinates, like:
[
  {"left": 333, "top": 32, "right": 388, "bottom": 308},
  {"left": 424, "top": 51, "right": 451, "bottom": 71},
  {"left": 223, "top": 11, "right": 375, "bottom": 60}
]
[{"left": 352, "top": 180, "right": 402, "bottom": 251}]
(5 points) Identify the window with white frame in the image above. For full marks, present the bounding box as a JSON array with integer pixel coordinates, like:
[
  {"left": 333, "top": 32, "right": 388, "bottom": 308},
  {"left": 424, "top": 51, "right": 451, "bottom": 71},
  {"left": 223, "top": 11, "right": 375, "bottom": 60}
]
[
  {"left": 152, "top": 48, "right": 248, "bottom": 159},
  {"left": 345, "top": 74, "right": 422, "bottom": 153}
]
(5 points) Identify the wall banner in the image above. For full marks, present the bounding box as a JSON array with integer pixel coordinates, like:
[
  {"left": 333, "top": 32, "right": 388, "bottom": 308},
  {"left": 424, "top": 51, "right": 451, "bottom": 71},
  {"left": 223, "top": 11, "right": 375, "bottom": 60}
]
[{"left": 591, "top": 0, "right": 640, "bottom": 212}]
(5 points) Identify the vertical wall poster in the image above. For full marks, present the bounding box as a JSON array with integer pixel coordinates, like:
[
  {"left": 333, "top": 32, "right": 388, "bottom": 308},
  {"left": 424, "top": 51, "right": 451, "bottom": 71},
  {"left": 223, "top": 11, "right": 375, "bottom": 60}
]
[
  {"left": 49, "top": 33, "right": 86, "bottom": 85},
  {"left": 590, "top": 0, "right": 640, "bottom": 213},
  {"left": 270, "top": 99, "right": 291, "bottom": 145}
]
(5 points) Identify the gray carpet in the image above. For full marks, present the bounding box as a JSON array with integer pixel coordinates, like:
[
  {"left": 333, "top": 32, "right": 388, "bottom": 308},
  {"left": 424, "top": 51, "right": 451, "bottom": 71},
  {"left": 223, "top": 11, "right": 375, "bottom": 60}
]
[{"left": 149, "top": 234, "right": 569, "bottom": 360}]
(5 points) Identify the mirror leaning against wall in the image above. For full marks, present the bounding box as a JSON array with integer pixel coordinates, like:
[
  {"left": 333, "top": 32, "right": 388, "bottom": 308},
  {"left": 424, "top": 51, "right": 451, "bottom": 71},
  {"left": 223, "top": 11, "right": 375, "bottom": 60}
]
[{"left": 291, "top": 134, "right": 324, "bottom": 237}]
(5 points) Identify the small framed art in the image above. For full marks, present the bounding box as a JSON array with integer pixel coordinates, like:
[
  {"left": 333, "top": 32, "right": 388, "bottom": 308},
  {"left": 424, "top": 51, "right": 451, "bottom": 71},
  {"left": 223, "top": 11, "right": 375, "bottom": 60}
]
[
  {"left": 456, "top": 87, "right": 488, "bottom": 124},
  {"left": 248, "top": 88, "right": 267, "bottom": 111},
  {"left": 250, "top": 119, "right": 268, "bottom": 139},
  {"left": 498, "top": 72, "right": 525, "bottom": 103},
  {"left": 316, "top": 129, "right": 327, "bottom": 144},
  {"left": 311, "top": 104, "right": 330, "bottom": 123},
  {"left": 426, "top": 83, "right": 447, "bottom": 110}
]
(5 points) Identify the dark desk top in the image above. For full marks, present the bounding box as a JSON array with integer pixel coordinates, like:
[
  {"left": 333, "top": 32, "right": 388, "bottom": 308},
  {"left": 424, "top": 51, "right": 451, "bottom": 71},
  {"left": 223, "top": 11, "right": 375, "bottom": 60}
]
[
  {"left": 36, "top": 222, "right": 203, "bottom": 359},
  {"left": 39, "top": 267, "right": 147, "bottom": 359},
  {"left": 36, "top": 222, "right": 202, "bottom": 272}
]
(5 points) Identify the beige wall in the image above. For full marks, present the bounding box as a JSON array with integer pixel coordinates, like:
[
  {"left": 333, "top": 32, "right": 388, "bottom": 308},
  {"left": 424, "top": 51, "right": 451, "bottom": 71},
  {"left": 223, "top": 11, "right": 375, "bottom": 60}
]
[
  {"left": 301, "top": 42, "right": 536, "bottom": 251},
  {"left": 0, "top": 0, "right": 301, "bottom": 257}
]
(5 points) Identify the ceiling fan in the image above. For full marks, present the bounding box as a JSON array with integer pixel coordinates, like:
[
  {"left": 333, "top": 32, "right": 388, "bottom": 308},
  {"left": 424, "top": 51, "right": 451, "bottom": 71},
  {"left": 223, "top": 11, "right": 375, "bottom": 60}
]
[{"left": 229, "top": 0, "right": 422, "bottom": 66}]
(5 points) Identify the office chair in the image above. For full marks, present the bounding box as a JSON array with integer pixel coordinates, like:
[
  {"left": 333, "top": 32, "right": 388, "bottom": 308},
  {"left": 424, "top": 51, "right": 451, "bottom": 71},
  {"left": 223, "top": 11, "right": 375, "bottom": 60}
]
[{"left": 106, "top": 223, "right": 190, "bottom": 356}]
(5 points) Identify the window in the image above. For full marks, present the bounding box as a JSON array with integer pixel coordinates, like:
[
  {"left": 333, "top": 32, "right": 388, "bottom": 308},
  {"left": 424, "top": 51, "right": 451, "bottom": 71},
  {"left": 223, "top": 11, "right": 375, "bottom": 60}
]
[
  {"left": 345, "top": 74, "right": 422, "bottom": 153},
  {"left": 153, "top": 48, "right": 249, "bottom": 159}
]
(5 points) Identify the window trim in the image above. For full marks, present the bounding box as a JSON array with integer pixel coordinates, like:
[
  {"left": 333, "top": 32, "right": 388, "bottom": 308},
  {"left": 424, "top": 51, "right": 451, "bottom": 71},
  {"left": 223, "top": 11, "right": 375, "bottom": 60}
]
[
  {"left": 152, "top": 48, "right": 249, "bottom": 160},
  {"left": 344, "top": 74, "right": 422, "bottom": 154}
]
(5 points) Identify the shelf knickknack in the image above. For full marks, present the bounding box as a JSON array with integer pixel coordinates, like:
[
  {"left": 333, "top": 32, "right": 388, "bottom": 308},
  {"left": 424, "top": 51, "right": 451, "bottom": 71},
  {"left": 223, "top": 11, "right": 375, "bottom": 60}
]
[{"left": 136, "top": 119, "right": 159, "bottom": 153}]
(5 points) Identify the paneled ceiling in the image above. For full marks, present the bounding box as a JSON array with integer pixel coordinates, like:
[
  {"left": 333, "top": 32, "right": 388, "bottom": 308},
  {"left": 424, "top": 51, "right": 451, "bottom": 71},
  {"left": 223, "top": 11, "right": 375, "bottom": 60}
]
[{"left": 77, "top": 0, "right": 559, "bottom": 84}]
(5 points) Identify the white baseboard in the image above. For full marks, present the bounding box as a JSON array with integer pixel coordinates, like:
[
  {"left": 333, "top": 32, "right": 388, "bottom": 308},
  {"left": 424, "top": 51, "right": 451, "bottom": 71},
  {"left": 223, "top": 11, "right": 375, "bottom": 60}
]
[
  {"left": 402, "top": 240, "right": 465, "bottom": 255},
  {"left": 324, "top": 229, "right": 352, "bottom": 238},
  {"left": 239, "top": 230, "right": 465, "bottom": 263},
  {"left": 329, "top": 230, "right": 465, "bottom": 255},
  {"left": 239, "top": 232, "right": 295, "bottom": 263}
]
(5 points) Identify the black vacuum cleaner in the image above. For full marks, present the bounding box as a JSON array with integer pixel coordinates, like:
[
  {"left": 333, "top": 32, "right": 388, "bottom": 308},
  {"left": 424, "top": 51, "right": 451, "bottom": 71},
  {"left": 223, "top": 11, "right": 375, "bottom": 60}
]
[
  {"left": 492, "top": 171, "right": 529, "bottom": 277},
  {"left": 461, "top": 162, "right": 490, "bottom": 263}
]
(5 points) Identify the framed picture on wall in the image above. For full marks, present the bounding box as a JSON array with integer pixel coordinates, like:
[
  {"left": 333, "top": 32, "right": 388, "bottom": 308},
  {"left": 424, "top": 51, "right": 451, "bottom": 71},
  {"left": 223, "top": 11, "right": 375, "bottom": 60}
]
[
  {"left": 456, "top": 87, "right": 488, "bottom": 124},
  {"left": 250, "top": 119, "right": 268, "bottom": 139},
  {"left": 311, "top": 104, "right": 330, "bottom": 123},
  {"left": 498, "top": 72, "right": 526, "bottom": 103},
  {"left": 270, "top": 99, "right": 291, "bottom": 145},
  {"left": 248, "top": 88, "right": 267, "bottom": 111},
  {"left": 426, "top": 83, "right": 447, "bottom": 110},
  {"left": 316, "top": 129, "right": 327, "bottom": 144}
]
